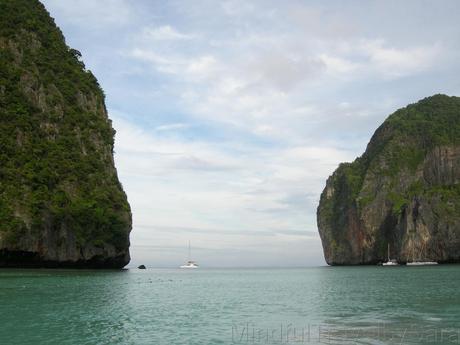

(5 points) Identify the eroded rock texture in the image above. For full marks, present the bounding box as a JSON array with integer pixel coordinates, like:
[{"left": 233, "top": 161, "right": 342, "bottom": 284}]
[
  {"left": 0, "top": 0, "right": 131, "bottom": 268},
  {"left": 317, "top": 95, "right": 460, "bottom": 265}
]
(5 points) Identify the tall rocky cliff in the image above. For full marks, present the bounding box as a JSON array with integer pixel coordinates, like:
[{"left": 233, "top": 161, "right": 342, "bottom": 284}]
[
  {"left": 0, "top": 0, "right": 131, "bottom": 267},
  {"left": 317, "top": 95, "right": 460, "bottom": 265}
]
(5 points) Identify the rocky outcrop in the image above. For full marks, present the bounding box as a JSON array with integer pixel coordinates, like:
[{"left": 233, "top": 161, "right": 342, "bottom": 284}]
[
  {"left": 0, "top": 0, "right": 131, "bottom": 268},
  {"left": 317, "top": 95, "right": 460, "bottom": 265}
]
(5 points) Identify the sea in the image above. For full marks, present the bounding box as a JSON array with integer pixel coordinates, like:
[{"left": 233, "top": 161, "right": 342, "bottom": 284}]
[{"left": 1, "top": 265, "right": 460, "bottom": 345}]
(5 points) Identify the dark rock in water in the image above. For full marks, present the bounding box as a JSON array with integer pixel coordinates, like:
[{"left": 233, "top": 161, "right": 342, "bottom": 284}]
[
  {"left": 317, "top": 95, "right": 460, "bottom": 265},
  {"left": 138, "top": 265, "right": 146, "bottom": 269},
  {"left": 0, "top": 1, "right": 131, "bottom": 268}
]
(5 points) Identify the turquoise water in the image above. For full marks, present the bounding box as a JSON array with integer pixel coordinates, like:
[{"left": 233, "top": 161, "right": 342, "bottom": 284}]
[{"left": 1, "top": 266, "right": 460, "bottom": 345}]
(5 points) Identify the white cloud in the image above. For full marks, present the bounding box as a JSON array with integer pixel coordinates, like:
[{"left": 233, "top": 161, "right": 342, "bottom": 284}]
[
  {"left": 247, "top": 53, "right": 325, "bottom": 90},
  {"left": 127, "top": 20, "right": 447, "bottom": 149},
  {"left": 362, "top": 40, "right": 443, "bottom": 79},
  {"left": 186, "top": 55, "right": 219, "bottom": 79},
  {"left": 288, "top": 5, "right": 358, "bottom": 39},
  {"left": 41, "top": 0, "right": 460, "bottom": 267},
  {"left": 143, "top": 25, "right": 194, "bottom": 41},
  {"left": 110, "top": 110, "right": 353, "bottom": 266},
  {"left": 42, "top": 0, "right": 134, "bottom": 28},
  {"left": 130, "top": 49, "right": 184, "bottom": 74},
  {"left": 320, "top": 54, "right": 358, "bottom": 75},
  {"left": 155, "top": 123, "right": 190, "bottom": 132}
]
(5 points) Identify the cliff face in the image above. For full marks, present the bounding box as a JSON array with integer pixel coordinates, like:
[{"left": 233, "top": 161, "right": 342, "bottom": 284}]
[
  {"left": 0, "top": 0, "right": 131, "bottom": 267},
  {"left": 317, "top": 95, "right": 460, "bottom": 265}
]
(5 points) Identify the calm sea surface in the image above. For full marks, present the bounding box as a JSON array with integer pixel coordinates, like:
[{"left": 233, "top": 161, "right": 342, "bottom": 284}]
[{"left": 1, "top": 266, "right": 460, "bottom": 345}]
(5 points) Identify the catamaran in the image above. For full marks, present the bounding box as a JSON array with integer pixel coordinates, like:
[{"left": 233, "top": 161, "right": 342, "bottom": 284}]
[
  {"left": 406, "top": 238, "right": 438, "bottom": 266},
  {"left": 382, "top": 243, "right": 399, "bottom": 266},
  {"left": 407, "top": 261, "right": 438, "bottom": 266},
  {"left": 180, "top": 241, "right": 199, "bottom": 268}
]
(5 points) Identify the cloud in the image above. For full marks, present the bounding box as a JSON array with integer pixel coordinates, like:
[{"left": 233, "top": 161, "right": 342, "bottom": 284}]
[
  {"left": 155, "top": 123, "right": 190, "bottom": 132},
  {"left": 42, "top": 0, "right": 134, "bottom": 28},
  {"left": 110, "top": 111, "right": 352, "bottom": 267},
  {"left": 126, "top": 16, "right": 446, "bottom": 151},
  {"left": 40, "top": 0, "right": 460, "bottom": 267},
  {"left": 320, "top": 54, "right": 358, "bottom": 76},
  {"left": 135, "top": 224, "right": 319, "bottom": 238},
  {"left": 362, "top": 40, "right": 443, "bottom": 79},
  {"left": 247, "top": 52, "right": 325, "bottom": 90},
  {"left": 288, "top": 5, "right": 358, "bottom": 39},
  {"left": 112, "top": 116, "right": 244, "bottom": 174},
  {"left": 143, "top": 25, "right": 194, "bottom": 41}
]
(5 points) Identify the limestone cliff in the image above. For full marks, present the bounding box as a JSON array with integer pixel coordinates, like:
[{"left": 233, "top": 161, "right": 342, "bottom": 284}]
[
  {"left": 317, "top": 95, "right": 460, "bottom": 265},
  {"left": 0, "top": 0, "right": 131, "bottom": 267}
]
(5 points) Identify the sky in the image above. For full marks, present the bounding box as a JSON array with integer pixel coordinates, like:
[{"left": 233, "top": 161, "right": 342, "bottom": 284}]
[{"left": 40, "top": 0, "right": 460, "bottom": 268}]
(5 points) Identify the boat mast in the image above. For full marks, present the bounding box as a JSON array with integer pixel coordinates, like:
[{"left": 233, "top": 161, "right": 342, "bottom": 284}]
[
  {"left": 387, "top": 243, "right": 390, "bottom": 262},
  {"left": 188, "top": 241, "right": 191, "bottom": 261}
]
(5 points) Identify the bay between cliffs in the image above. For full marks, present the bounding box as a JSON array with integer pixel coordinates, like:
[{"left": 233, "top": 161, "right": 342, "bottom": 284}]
[{"left": 1, "top": 266, "right": 460, "bottom": 344}]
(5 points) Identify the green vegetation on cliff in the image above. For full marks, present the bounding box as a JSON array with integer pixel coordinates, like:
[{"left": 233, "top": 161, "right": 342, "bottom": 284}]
[
  {"left": 0, "top": 0, "right": 131, "bottom": 266},
  {"left": 318, "top": 95, "right": 460, "bottom": 265},
  {"left": 326, "top": 95, "right": 460, "bottom": 217}
]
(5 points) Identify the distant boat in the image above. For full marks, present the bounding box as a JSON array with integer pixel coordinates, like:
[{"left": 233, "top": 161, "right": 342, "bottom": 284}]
[
  {"left": 382, "top": 243, "right": 399, "bottom": 266},
  {"left": 180, "top": 241, "right": 198, "bottom": 269},
  {"left": 407, "top": 261, "right": 438, "bottom": 266},
  {"left": 406, "top": 238, "right": 438, "bottom": 266}
]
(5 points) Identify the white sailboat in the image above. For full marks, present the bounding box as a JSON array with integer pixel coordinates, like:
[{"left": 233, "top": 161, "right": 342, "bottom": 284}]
[
  {"left": 382, "top": 243, "right": 398, "bottom": 266},
  {"left": 180, "top": 241, "right": 199, "bottom": 268}
]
